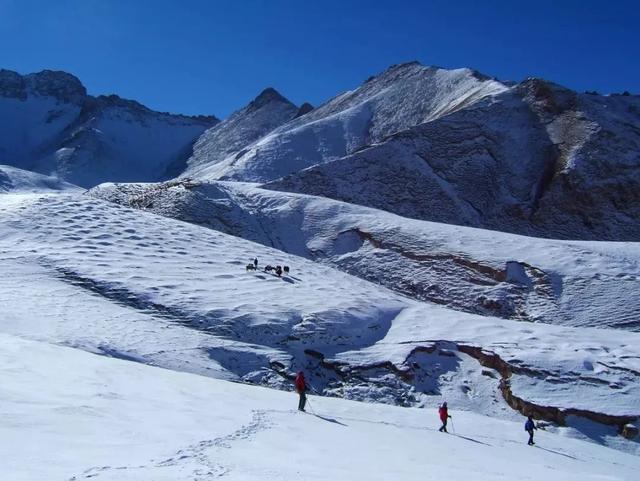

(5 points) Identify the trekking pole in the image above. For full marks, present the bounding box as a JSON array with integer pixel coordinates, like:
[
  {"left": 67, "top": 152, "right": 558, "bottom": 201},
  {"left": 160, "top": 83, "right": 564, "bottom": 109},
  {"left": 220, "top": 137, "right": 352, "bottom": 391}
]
[
  {"left": 305, "top": 395, "right": 315, "bottom": 414},
  {"left": 450, "top": 417, "right": 456, "bottom": 434}
]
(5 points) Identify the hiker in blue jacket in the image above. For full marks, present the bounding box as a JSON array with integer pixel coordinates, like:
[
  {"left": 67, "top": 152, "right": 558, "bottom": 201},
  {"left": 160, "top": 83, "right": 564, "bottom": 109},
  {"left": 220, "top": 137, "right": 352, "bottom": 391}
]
[{"left": 525, "top": 415, "right": 537, "bottom": 445}]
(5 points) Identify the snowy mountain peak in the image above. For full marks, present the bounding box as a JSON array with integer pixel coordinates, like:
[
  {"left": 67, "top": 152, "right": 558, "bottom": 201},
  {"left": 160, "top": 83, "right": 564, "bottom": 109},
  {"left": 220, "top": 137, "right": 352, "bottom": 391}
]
[
  {"left": 365, "top": 61, "right": 496, "bottom": 87},
  {"left": 377, "top": 60, "right": 423, "bottom": 75},
  {"left": 0, "top": 69, "right": 27, "bottom": 98},
  {"left": 266, "top": 71, "right": 640, "bottom": 241},
  {"left": 249, "top": 87, "right": 293, "bottom": 110},
  {"left": 184, "top": 86, "right": 300, "bottom": 177},
  {"left": 295, "top": 101, "right": 314, "bottom": 117},
  {"left": 360, "top": 61, "right": 436, "bottom": 86},
  {"left": 78, "top": 93, "right": 218, "bottom": 124},
  {"left": 25, "top": 69, "right": 87, "bottom": 104}
]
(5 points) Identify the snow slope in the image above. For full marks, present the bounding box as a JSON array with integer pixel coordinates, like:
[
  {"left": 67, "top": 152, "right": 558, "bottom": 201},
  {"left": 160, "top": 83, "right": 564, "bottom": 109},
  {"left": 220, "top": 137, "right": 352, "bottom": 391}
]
[
  {"left": 90, "top": 180, "right": 640, "bottom": 332},
  {"left": 0, "top": 164, "right": 81, "bottom": 193},
  {"left": 189, "top": 62, "right": 507, "bottom": 181},
  {"left": 0, "top": 69, "right": 217, "bottom": 187},
  {"left": 2, "top": 332, "right": 639, "bottom": 481},
  {"left": 1, "top": 191, "right": 639, "bottom": 451},
  {"left": 267, "top": 79, "right": 640, "bottom": 241}
]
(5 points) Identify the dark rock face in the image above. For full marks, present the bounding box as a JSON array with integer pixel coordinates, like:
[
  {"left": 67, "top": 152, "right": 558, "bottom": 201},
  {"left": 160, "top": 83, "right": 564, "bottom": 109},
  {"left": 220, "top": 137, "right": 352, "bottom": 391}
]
[
  {"left": 622, "top": 424, "right": 638, "bottom": 439},
  {"left": 1, "top": 69, "right": 87, "bottom": 103},
  {"left": 0, "top": 69, "right": 26, "bottom": 99},
  {"left": 25, "top": 70, "right": 87, "bottom": 104}
]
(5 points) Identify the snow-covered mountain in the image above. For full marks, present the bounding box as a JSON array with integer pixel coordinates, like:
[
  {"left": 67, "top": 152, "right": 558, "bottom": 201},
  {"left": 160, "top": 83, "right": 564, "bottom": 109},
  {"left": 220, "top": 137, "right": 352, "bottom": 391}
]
[
  {"left": 3, "top": 64, "right": 637, "bottom": 240},
  {"left": 266, "top": 78, "right": 640, "bottom": 240},
  {"left": 187, "top": 62, "right": 508, "bottom": 181},
  {"left": 184, "top": 87, "right": 308, "bottom": 177},
  {"left": 0, "top": 69, "right": 217, "bottom": 187}
]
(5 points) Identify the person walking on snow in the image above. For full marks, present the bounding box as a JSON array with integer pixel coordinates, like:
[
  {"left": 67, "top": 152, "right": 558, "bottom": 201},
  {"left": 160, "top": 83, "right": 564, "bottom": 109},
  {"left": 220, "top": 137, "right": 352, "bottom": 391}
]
[
  {"left": 438, "top": 402, "right": 452, "bottom": 432},
  {"left": 253, "top": 258, "right": 258, "bottom": 268},
  {"left": 525, "top": 415, "right": 537, "bottom": 445},
  {"left": 295, "top": 371, "right": 307, "bottom": 412}
]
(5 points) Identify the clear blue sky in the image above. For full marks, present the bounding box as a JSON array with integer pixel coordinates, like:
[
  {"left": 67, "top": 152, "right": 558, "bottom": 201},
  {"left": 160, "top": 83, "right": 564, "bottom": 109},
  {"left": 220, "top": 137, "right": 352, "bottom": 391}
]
[{"left": 1, "top": 0, "right": 638, "bottom": 118}]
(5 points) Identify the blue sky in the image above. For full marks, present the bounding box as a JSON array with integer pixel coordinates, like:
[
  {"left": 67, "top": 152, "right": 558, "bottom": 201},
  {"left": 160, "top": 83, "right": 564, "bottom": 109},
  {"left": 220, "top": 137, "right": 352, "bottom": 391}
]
[{"left": 1, "top": 0, "right": 638, "bottom": 117}]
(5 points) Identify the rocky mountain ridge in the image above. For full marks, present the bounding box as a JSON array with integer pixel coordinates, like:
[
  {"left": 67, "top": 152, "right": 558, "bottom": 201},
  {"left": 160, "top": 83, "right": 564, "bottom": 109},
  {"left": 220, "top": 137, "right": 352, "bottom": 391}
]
[
  {"left": 187, "top": 62, "right": 509, "bottom": 181},
  {"left": 266, "top": 77, "right": 640, "bottom": 240}
]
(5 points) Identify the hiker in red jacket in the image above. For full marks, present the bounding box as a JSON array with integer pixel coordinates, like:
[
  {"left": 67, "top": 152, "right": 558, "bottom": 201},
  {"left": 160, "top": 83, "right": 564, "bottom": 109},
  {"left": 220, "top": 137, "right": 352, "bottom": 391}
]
[
  {"left": 438, "top": 402, "right": 452, "bottom": 432},
  {"left": 295, "top": 371, "right": 307, "bottom": 412}
]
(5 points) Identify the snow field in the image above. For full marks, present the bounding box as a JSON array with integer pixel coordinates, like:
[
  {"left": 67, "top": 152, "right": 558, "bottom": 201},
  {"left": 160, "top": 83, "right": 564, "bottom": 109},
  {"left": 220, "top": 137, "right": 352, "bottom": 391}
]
[
  {"left": 1, "top": 189, "right": 638, "bottom": 456},
  {"left": 1, "top": 333, "right": 639, "bottom": 481}
]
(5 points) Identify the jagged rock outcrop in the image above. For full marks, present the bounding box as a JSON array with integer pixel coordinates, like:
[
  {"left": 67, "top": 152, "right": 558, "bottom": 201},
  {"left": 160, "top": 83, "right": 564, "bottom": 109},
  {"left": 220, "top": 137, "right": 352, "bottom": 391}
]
[{"left": 295, "top": 102, "right": 314, "bottom": 118}]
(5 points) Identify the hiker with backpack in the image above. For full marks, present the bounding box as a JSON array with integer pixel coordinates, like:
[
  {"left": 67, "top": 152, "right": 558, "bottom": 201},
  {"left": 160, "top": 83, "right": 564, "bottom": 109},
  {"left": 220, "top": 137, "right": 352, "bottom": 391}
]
[
  {"left": 525, "top": 415, "right": 537, "bottom": 445},
  {"left": 438, "top": 402, "right": 452, "bottom": 432},
  {"left": 295, "top": 371, "right": 307, "bottom": 412}
]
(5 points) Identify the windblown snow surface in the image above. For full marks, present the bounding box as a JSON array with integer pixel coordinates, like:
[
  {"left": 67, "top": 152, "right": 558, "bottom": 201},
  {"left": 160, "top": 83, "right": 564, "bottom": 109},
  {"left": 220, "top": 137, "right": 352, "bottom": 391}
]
[
  {"left": 1, "top": 188, "right": 639, "bottom": 480},
  {"left": 90, "top": 180, "right": 640, "bottom": 331},
  {"left": 2, "top": 333, "right": 639, "bottom": 481}
]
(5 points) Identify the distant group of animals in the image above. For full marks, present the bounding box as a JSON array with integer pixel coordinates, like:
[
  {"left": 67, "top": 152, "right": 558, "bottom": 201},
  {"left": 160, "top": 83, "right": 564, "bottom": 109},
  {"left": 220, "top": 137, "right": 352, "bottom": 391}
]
[{"left": 245, "top": 258, "right": 290, "bottom": 277}]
